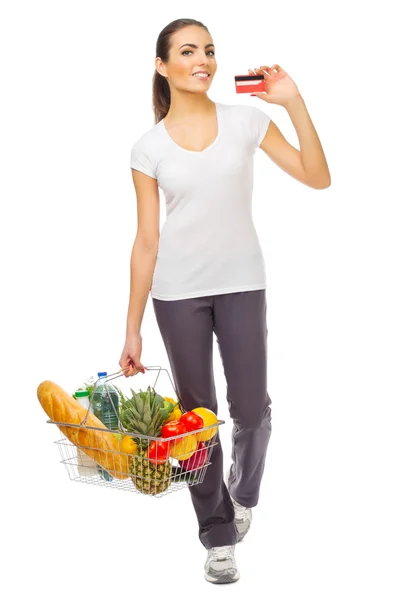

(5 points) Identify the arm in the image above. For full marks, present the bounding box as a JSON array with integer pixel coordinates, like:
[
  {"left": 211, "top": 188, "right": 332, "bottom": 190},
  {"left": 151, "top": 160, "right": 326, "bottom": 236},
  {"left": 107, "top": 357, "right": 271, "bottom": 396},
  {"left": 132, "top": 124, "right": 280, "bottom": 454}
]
[
  {"left": 125, "top": 169, "right": 160, "bottom": 337},
  {"left": 125, "top": 239, "right": 158, "bottom": 337},
  {"left": 259, "top": 95, "right": 331, "bottom": 190}
]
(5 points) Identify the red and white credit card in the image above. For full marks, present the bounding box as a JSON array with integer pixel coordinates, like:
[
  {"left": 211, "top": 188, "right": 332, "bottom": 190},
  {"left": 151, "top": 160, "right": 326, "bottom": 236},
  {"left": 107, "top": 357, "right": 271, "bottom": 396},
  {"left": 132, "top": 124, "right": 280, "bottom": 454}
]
[{"left": 234, "top": 74, "right": 266, "bottom": 94}]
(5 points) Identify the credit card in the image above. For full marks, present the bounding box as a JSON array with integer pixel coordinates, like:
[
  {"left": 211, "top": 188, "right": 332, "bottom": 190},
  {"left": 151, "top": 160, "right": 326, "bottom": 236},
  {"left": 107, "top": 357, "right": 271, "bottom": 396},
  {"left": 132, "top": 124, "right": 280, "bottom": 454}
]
[{"left": 234, "top": 74, "right": 265, "bottom": 94}]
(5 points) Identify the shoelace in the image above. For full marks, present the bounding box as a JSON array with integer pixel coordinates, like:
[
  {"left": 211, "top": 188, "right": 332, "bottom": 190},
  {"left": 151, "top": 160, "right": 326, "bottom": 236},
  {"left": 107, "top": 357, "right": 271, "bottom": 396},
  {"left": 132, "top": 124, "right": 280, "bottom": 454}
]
[{"left": 211, "top": 545, "right": 233, "bottom": 561}]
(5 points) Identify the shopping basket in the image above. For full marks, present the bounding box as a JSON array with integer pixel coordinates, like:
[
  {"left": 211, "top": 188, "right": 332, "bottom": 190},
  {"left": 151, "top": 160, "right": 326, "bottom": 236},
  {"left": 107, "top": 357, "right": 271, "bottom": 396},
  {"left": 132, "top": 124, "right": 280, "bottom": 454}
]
[{"left": 46, "top": 365, "right": 225, "bottom": 498}]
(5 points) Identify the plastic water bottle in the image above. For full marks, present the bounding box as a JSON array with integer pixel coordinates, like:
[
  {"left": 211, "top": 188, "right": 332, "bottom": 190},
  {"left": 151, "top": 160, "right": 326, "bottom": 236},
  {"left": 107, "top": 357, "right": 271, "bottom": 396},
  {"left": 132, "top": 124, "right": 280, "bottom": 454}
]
[
  {"left": 92, "top": 372, "right": 120, "bottom": 430},
  {"left": 91, "top": 372, "right": 120, "bottom": 481}
]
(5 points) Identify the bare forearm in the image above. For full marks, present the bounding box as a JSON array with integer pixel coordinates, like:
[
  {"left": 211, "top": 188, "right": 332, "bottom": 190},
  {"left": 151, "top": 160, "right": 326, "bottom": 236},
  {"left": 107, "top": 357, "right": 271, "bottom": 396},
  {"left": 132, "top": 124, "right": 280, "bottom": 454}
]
[
  {"left": 125, "top": 239, "right": 158, "bottom": 337},
  {"left": 285, "top": 94, "right": 331, "bottom": 188}
]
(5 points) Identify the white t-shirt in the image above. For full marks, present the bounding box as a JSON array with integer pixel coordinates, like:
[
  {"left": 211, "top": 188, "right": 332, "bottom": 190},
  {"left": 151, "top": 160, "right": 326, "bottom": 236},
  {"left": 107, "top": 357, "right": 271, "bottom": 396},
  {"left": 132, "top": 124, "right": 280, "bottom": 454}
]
[{"left": 130, "top": 102, "right": 271, "bottom": 301}]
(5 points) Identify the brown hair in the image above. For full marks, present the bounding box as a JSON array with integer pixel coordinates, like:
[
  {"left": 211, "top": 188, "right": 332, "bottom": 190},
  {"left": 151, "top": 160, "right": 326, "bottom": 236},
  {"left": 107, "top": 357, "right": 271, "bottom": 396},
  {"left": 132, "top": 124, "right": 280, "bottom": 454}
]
[{"left": 152, "top": 18, "right": 210, "bottom": 124}]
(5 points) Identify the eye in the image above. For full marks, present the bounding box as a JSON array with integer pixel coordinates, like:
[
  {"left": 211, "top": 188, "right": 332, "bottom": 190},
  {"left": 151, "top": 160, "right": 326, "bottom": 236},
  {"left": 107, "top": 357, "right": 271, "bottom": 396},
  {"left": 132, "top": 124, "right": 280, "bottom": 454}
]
[{"left": 181, "top": 50, "right": 215, "bottom": 56}]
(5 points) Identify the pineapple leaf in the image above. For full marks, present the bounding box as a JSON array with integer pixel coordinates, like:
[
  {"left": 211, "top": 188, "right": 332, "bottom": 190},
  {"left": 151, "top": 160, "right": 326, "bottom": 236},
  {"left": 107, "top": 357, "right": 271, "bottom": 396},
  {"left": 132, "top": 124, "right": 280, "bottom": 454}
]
[
  {"left": 149, "top": 388, "right": 157, "bottom": 414},
  {"left": 149, "top": 409, "right": 161, "bottom": 435},
  {"left": 126, "top": 402, "right": 142, "bottom": 421},
  {"left": 134, "top": 389, "right": 144, "bottom": 417},
  {"left": 154, "top": 391, "right": 165, "bottom": 408},
  {"left": 143, "top": 392, "right": 151, "bottom": 426},
  {"left": 136, "top": 422, "right": 148, "bottom": 436}
]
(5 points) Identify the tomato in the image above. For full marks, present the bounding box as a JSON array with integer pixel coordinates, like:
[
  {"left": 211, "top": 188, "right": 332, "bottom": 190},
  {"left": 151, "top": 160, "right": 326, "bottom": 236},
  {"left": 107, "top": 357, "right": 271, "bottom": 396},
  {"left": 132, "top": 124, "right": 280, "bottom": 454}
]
[
  {"left": 147, "top": 440, "right": 171, "bottom": 465},
  {"left": 179, "top": 411, "right": 204, "bottom": 433},
  {"left": 178, "top": 442, "right": 208, "bottom": 471},
  {"left": 161, "top": 420, "right": 187, "bottom": 439}
]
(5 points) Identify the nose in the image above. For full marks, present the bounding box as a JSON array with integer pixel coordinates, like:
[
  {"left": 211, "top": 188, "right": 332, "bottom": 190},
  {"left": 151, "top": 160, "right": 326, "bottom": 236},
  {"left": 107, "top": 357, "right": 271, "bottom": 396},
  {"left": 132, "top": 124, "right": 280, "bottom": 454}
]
[
  {"left": 195, "top": 62, "right": 210, "bottom": 71},
  {"left": 195, "top": 51, "right": 211, "bottom": 66}
]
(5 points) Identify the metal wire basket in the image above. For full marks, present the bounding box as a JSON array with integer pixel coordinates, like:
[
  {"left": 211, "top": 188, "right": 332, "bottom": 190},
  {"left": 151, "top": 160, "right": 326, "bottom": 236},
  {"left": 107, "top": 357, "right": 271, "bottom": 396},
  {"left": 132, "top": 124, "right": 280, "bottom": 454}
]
[{"left": 47, "top": 366, "right": 224, "bottom": 498}]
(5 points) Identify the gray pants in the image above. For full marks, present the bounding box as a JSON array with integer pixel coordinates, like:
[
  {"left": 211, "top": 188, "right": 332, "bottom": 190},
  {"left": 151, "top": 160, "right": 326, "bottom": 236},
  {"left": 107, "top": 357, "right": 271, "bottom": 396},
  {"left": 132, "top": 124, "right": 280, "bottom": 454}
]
[{"left": 152, "top": 290, "right": 272, "bottom": 549}]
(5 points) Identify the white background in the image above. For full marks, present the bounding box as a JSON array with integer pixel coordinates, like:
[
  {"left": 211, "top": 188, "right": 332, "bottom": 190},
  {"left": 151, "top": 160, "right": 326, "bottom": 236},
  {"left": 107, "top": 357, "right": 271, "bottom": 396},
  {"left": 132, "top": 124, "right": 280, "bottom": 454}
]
[{"left": 2, "top": 1, "right": 403, "bottom": 598}]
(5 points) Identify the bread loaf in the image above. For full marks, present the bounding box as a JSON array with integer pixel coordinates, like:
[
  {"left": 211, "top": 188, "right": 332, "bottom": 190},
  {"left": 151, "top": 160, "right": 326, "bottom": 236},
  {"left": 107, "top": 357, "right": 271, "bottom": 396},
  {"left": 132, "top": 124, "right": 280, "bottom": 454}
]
[{"left": 37, "top": 380, "right": 129, "bottom": 480}]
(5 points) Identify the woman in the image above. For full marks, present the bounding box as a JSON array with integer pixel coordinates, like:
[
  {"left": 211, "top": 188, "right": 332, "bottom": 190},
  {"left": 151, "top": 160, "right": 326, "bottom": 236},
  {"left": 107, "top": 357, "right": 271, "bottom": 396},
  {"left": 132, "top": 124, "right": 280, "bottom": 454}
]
[{"left": 119, "top": 18, "right": 331, "bottom": 584}]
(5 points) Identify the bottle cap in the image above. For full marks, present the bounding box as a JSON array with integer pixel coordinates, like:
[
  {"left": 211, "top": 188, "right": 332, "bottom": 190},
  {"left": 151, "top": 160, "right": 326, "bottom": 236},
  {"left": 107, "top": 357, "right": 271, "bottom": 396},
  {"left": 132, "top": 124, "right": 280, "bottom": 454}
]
[
  {"left": 75, "top": 390, "right": 89, "bottom": 397},
  {"left": 97, "top": 372, "right": 107, "bottom": 377}
]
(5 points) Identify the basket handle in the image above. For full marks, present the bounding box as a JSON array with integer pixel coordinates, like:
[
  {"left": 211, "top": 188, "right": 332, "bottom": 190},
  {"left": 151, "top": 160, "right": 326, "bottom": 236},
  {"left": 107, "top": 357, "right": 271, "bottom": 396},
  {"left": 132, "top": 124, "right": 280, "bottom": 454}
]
[
  {"left": 112, "top": 365, "right": 187, "bottom": 414},
  {"left": 119, "top": 364, "right": 149, "bottom": 375},
  {"left": 83, "top": 366, "right": 187, "bottom": 420}
]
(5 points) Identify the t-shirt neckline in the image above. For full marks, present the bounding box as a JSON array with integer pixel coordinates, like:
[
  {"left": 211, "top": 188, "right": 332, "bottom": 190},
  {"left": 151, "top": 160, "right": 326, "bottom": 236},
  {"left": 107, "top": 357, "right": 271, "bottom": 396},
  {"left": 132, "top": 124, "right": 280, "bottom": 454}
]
[{"left": 160, "top": 102, "right": 221, "bottom": 155}]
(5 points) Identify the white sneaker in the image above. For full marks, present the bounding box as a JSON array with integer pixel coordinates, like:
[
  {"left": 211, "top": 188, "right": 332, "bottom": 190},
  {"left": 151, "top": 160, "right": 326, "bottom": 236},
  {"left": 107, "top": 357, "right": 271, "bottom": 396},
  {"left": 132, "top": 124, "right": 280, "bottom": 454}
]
[
  {"left": 225, "top": 467, "right": 253, "bottom": 543},
  {"left": 204, "top": 545, "right": 240, "bottom": 584}
]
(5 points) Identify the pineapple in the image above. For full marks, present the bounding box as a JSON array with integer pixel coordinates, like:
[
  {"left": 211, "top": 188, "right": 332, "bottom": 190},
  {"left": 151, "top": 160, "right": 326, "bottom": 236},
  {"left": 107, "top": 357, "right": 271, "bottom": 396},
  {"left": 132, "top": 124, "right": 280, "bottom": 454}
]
[
  {"left": 119, "top": 386, "right": 174, "bottom": 495},
  {"left": 130, "top": 439, "right": 172, "bottom": 495}
]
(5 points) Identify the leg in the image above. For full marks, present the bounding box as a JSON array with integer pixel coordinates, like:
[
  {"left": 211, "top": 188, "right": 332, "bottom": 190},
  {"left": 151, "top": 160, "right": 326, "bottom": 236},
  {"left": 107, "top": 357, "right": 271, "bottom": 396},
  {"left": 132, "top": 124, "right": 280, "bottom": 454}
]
[
  {"left": 152, "top": 296, "right": 238, "bottom": 549},
  {"left": 213, "top": 290, "right": 272, "bottom": 508}
]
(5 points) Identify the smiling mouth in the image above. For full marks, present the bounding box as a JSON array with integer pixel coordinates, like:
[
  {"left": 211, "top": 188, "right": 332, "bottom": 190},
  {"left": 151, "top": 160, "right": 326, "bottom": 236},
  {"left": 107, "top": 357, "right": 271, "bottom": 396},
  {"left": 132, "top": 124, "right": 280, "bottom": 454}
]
[{"left": 192, "top": 73, "right": 210, "bottom": 79}]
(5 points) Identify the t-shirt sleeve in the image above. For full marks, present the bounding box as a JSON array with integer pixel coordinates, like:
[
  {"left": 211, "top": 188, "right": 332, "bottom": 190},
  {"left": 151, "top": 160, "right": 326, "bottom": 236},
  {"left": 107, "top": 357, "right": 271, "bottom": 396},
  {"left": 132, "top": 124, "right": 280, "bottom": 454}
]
[
  {"left": 130, "top": 138, "right": 157, "bottom": 179},
  {"left": 246, "top": 105, "right": 271, "bottom": 150}
]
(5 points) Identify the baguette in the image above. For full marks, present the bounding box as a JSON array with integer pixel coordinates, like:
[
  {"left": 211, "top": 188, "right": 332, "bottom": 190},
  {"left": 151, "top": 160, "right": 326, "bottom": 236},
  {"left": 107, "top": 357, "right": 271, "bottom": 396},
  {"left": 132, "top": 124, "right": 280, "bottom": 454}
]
[{"left": 37, "top": 380, "right": 129, "bottom": 480}]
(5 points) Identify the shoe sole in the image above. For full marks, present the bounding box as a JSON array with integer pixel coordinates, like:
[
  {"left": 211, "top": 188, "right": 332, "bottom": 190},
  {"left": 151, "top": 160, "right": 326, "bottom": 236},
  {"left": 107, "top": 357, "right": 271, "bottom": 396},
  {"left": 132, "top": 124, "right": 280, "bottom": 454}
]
[{"left": 205, "top": 570, "right": 240, "bottom": 584}]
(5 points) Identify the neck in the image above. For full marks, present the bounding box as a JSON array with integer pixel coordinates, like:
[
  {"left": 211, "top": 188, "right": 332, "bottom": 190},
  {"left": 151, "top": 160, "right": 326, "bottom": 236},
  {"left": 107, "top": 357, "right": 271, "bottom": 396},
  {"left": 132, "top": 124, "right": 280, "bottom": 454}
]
[{"left": 165, "top": 93, "right": 215, "bottom": 122}]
